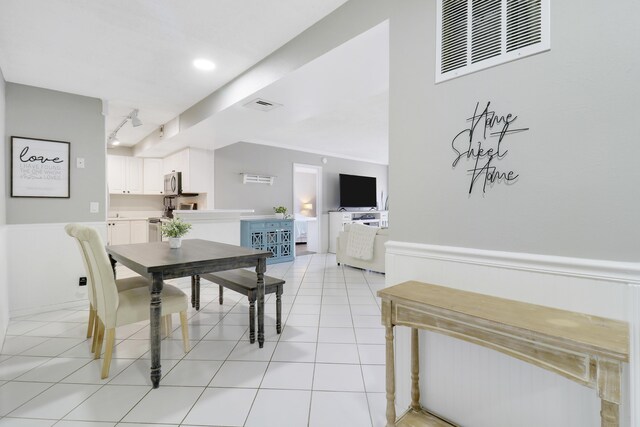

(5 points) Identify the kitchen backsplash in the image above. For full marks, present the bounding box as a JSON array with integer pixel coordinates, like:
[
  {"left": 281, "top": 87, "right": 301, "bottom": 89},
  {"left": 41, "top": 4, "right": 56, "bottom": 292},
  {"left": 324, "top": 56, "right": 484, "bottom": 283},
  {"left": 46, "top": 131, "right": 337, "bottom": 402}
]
[{"left": 108, "top": 193, "right": 208, "bottom": 218}]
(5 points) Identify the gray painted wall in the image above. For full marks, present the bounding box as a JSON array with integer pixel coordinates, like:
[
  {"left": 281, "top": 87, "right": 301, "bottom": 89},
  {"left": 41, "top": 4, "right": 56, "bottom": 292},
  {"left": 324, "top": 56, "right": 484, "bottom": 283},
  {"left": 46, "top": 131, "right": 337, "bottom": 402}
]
[
  {"left": 5, "top": 84, "right": 106, "bottom": 224},
  {"left": 0, "top": 67, "right": 8, "bottom": 341},
  {"left": 389, "top": 0, "right": 640, "bottom": 262},
  {"left": 215, "top": 142, "right": 388, "bottom": 215}
]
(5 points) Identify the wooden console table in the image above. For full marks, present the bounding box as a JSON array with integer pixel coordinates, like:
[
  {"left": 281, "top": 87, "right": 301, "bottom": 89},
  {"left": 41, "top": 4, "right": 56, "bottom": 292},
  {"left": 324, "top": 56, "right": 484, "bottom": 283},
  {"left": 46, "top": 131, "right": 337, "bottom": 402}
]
[{"left": 378, "top": 281, "right": 629, "bottom": 427}]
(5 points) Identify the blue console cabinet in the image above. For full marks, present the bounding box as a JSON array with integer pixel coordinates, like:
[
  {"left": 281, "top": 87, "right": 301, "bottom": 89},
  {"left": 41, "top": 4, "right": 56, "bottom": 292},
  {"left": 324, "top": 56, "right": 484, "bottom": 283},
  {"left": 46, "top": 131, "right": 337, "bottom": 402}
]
[{"left": 240, "top": 219, "right": 294, "bottom": 264}]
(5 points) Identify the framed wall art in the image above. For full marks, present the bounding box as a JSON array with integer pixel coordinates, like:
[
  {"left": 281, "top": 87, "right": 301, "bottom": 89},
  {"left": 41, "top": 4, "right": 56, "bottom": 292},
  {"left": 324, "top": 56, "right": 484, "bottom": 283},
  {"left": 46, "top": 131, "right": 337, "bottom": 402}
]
[{"left": 11, "top": 136, "right": 70, "bottom": 198}]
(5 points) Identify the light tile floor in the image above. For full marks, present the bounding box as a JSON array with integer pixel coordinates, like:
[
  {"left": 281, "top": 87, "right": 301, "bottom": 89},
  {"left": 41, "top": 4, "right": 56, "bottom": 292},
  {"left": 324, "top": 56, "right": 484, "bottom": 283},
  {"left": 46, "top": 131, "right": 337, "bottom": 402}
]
[{"left": 0, "top": 253, "right": 388, "bottom": 427}]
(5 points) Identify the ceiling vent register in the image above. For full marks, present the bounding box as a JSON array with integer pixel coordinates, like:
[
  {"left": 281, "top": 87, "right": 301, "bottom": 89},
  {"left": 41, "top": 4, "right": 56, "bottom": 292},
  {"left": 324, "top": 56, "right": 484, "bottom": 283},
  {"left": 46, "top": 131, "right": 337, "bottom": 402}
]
[
  {"left": 436, "top": 0, "right": 549, "bottom": 82},
  {"left": 243, "top": 98, "right": 283, "bottom": 112}
]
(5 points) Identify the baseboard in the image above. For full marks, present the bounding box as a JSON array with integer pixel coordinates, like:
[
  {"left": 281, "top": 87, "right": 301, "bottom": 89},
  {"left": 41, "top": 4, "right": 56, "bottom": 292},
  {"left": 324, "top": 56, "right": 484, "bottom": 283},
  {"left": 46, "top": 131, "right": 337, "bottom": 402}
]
[{"left": 10, "top": 299, "right": 87, "bottom": 318}]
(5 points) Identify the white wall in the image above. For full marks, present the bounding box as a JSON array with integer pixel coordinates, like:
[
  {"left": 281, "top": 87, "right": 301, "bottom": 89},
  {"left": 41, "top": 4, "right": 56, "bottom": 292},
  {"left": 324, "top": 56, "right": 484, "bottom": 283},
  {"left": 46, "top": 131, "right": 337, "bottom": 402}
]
[
  {"left": 0, "top": 67, "right": 8, "bottom": 345},
  {"left": 7, "top": 222, "right": 106, "bottom": 316},
  {"left": 387, "top": 0, "right": 640, "bottom": 425}
]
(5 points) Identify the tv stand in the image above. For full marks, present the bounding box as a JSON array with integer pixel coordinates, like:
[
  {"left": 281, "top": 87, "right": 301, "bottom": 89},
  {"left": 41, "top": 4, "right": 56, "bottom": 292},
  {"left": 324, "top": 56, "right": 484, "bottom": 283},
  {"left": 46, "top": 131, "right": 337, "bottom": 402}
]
[{"left": 328, "top": 210, "right": 388, "bottom": 253}]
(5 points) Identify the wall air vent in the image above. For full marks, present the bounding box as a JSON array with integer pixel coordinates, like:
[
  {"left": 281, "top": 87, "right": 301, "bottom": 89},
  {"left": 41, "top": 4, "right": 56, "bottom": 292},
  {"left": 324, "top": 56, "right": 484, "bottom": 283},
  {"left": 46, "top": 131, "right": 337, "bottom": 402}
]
[
  {"left": 241, "top": 173, "right": 275, "bottom": 185},
  {"left": 243, "top": 98, "right": 283, "bottom": 112},
  {"left": 436, "top": 0, "right": 549, "bottom": 82}
]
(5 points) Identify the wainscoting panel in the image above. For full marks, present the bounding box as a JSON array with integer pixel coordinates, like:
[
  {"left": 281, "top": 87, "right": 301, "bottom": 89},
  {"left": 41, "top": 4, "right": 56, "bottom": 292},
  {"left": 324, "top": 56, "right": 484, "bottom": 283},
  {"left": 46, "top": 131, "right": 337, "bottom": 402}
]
[
  {"left": 385, "top": 241, "right": 638, "bottom": 427},
  {"left": 6, "top": 222, "right": 106, "bottom": 317},
  {"left": 0, "top": 225, "right": 9, "bottom": 349}
]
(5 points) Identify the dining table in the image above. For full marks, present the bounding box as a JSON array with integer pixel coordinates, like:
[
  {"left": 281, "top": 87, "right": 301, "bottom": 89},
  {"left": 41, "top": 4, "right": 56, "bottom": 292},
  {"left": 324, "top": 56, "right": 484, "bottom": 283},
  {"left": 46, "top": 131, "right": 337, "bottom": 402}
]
[{"left": 105, "top": 238, "right": 272, "bottom": 388}]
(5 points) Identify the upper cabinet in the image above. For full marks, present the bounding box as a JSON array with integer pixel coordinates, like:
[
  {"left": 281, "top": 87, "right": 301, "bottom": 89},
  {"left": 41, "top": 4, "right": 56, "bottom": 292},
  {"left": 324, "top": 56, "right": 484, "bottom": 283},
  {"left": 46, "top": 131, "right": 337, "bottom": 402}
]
[
  {"left": 108, "top": 155, "right": 163, "bottom": 195},
  {"left": 107, "top": 155, "right": 143, "bottom": 194},
  {"left": 162, "top": 147, "right": 213, "bottom": 194},
  {"left": 143, "top": 158, "right": 164, "bottom": 195},
  {"left": 108, "top": 148, "right": 212, "bottom": 197}
]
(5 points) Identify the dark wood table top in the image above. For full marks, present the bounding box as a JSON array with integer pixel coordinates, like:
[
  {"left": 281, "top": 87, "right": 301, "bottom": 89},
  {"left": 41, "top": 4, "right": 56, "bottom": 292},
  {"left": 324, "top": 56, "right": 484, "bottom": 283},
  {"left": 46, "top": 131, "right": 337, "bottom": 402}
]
[{"left": 106, "top": 239, "right": 272, "bottom": 280}]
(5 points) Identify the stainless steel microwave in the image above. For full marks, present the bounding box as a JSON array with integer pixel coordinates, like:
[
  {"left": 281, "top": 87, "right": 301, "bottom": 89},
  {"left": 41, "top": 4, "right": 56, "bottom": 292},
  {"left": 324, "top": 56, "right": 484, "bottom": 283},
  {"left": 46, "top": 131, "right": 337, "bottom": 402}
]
[{"left": 164, "top": 172, "right": 182, "bottom": 196}]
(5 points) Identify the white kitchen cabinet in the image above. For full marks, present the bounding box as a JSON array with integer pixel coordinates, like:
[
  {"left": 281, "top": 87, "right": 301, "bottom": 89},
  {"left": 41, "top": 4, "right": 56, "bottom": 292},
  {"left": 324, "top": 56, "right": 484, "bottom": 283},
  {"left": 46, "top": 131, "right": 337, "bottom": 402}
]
[
  {"left": 162, "top": 148, "right": 213, "bottom": 194},
  {"left": 107, "top": 219, "right": 148, "bottom": 245},
  {"left": 130, "top": 220, "right": 148, "bottom": 243},
  {"left": 143, "top": 158, "right": 164, "bottom": 195},
  {"left": 107, "top": 220, "right": 131, "bottom": 245},
  {"left": 107, "top": 155, "right": 143, "bottom": 194}
]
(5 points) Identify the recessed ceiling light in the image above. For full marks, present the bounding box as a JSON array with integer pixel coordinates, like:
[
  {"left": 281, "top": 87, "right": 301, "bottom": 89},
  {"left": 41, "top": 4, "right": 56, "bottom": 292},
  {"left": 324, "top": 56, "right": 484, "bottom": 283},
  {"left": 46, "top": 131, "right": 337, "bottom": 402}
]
[{"left": 193, "top": 58, "right": 216, "bottom": 71}]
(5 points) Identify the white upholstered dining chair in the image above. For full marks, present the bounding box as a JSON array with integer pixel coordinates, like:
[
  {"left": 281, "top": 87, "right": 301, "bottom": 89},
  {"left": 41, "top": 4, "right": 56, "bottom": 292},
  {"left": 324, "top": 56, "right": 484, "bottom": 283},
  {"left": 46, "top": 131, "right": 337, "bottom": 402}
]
[
  {"left": 65, "top": 224, "right": 150, "bottom": 351},
  {"left": 65, "top": 223, "right": 190, "bottom": 378}
]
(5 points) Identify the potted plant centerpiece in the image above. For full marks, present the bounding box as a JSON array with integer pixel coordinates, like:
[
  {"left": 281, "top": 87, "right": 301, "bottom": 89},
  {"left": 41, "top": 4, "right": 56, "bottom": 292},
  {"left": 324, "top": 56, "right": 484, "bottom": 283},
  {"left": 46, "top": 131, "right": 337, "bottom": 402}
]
[
  {"left": 273, "top": 206, "right": 290, "bottom": 219},
  {"left": 161, "top": 217, "right": 192, "bottom": 249}
]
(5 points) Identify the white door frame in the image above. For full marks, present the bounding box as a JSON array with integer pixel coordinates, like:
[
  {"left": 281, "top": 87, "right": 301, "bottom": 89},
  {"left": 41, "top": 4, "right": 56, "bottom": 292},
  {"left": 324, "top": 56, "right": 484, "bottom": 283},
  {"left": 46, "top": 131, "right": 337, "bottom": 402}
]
[{"left": 292, "top": 163, "right": 323, "bottom": 254}]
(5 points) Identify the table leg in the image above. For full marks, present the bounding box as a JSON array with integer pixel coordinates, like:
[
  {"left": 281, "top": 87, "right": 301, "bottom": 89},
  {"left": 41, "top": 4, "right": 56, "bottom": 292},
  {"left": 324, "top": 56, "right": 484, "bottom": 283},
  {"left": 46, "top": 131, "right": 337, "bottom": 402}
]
[
  {"left": 385, "top": 323, "right": 396, "bottom": 427},
  {"left": 108, "top": 254, "right": 117, "bottom": 278},
  {"left": 190, "top": 276, "right": 196, "bottom": 308},
  {"left": 601, "top": 400, "right": 619, "bottom": 427},
  {"left": 597, "top": 359, "right": 621, "bottom": 427},
  {"left": 195, "top": 274, "right": 201, "bottom": 311},
  {"left": 411, "top": 328, "right": 421, "bottom": 411},
  {"left": 276, "top": 286, "right": 282, "bottom": 334},
  {"left": 249, "top": 293, "right": 256, "bottom": 344},
  {"left": 256, "top": 258, "right": 266, "bottom": 348},
  {"left": 150, "top": 273, "right": 163, "bottom": 388}
]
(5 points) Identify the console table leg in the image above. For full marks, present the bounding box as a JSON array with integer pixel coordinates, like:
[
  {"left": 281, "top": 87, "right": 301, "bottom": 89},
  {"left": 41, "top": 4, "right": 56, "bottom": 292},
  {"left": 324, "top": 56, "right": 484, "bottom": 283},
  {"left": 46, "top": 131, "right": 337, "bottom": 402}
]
[
  {"left": 601, "top": 400, "right": 619, "bottom": 427},
  {"left": 411, "top": 328, "right": 421, "bottom": 411},
  {"left": 385, "top": 324, "right": 396, "bottom": 427}
]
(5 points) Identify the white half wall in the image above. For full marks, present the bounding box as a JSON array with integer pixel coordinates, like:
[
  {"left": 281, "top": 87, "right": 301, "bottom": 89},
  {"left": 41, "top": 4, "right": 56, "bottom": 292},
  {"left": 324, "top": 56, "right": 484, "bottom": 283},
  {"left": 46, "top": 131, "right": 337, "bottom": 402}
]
[
  {"left": 7, "top": 222, "right": 106, "bottom": 316},
  {"left": 0, "top": 226, "right": 8, "bottom": 347},
  {"left": 385, "top": 242, "right": 639, "bottom": 427}
]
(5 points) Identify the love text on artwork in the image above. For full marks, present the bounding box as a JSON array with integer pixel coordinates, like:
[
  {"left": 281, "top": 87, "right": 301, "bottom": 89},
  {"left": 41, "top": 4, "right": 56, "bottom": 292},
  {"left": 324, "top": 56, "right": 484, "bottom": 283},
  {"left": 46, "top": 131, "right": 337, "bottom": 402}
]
[
  {"left": 451, "top": 101, "right": 529, "bottom": 194},
  {"left": 19, "top": 146, "right": 64, "bottom": 164}
]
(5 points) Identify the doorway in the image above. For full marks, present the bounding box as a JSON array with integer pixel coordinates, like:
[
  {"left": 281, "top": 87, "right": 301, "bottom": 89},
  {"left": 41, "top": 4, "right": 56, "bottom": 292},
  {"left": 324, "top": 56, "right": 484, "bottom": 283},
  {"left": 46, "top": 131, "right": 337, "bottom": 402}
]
[{"left": 292, "top": 164, "right": 322, "bottom": 255}]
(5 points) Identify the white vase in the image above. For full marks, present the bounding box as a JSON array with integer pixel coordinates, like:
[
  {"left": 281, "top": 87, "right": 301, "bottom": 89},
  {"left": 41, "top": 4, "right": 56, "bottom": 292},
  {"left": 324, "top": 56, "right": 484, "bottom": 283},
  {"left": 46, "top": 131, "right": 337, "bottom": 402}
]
[
  {"left": 169, "top": 237, "right": 182, "bottom": 249},
  {"left": 276, "top": 213, "right": 285, "bottom": 219}
]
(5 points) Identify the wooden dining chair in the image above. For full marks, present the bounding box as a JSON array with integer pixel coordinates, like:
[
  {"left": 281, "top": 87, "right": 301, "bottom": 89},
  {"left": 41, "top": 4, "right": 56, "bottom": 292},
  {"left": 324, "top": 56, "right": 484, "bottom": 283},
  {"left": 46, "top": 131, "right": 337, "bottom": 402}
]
[{"left": 65, "top": 223, "right": 190, "bottom": 379}]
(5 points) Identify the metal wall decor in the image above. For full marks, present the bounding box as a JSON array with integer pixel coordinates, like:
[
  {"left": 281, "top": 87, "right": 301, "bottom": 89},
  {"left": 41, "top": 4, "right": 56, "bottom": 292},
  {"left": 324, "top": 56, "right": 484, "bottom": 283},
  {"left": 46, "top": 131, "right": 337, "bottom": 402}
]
[
  {"left": 11, "top": 136, "right": 70, "bottom": 198},
  {"left": 451, "top": 102, "right": 529, "bottom": 194}
]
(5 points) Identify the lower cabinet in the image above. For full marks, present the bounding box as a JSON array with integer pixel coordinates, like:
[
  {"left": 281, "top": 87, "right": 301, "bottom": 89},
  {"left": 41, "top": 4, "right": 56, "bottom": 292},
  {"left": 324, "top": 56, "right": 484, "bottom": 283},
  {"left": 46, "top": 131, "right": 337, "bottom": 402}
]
[
  {"left": 107, "top": 219, "right": 149, "bottom": 245},
  {"left": 107, "top": 221, "right": 131, "bottom": 245},
  {"left": 240, "top": 219, "right": 294, "bottom": 264}
]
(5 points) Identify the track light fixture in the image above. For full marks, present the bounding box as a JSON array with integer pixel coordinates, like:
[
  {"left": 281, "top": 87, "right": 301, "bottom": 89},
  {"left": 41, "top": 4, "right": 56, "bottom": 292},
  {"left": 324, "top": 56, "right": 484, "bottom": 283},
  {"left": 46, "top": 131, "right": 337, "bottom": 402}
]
[{"left": 107, "top": 108, "right": 143, "bottom": 145}]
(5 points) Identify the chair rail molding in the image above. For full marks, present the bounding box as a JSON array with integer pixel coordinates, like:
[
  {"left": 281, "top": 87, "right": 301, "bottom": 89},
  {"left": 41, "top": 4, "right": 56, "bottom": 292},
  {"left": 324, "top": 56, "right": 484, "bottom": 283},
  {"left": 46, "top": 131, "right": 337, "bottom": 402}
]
[
  {"left": 385, "top": 241, "right": 640, "bottom": 284},
  {"left": 385, "top": 240, "right": 639, "bottom": 427}
]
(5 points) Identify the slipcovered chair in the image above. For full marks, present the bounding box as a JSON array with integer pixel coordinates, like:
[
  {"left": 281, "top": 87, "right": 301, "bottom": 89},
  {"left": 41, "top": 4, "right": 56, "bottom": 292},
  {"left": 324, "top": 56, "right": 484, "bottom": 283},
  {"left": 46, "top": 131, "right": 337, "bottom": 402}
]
[
  {"left": 65, "top": 224, "right": 150, "bottom": 352},
  {"left": 65, "top": 224, "right": 189, "bottom": 378}
]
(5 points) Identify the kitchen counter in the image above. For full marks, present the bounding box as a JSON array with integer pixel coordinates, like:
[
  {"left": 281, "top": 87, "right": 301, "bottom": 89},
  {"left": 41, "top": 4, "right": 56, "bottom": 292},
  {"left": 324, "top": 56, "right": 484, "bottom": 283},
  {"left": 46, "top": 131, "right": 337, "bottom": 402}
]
[
  {"left": 173, "top": 209, "right": 254, "bottom": 221},
  {"left": 172, "top": 209, "right": 255, "bottom": 245}
]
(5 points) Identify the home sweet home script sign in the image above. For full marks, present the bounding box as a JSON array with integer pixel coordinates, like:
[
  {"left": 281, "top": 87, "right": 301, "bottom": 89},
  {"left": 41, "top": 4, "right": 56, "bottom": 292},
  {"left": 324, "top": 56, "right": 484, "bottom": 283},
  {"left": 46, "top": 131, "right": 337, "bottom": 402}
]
[{"left": 451, "top": 102, "right": 529, "bottom": 194}]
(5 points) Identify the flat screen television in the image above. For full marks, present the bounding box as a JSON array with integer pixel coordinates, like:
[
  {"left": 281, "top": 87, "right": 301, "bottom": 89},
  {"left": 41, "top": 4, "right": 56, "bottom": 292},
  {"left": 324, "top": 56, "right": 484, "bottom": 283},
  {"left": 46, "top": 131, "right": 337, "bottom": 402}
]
[{"left": 339, "top": 174, "right": 377, "bottom": 209}]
